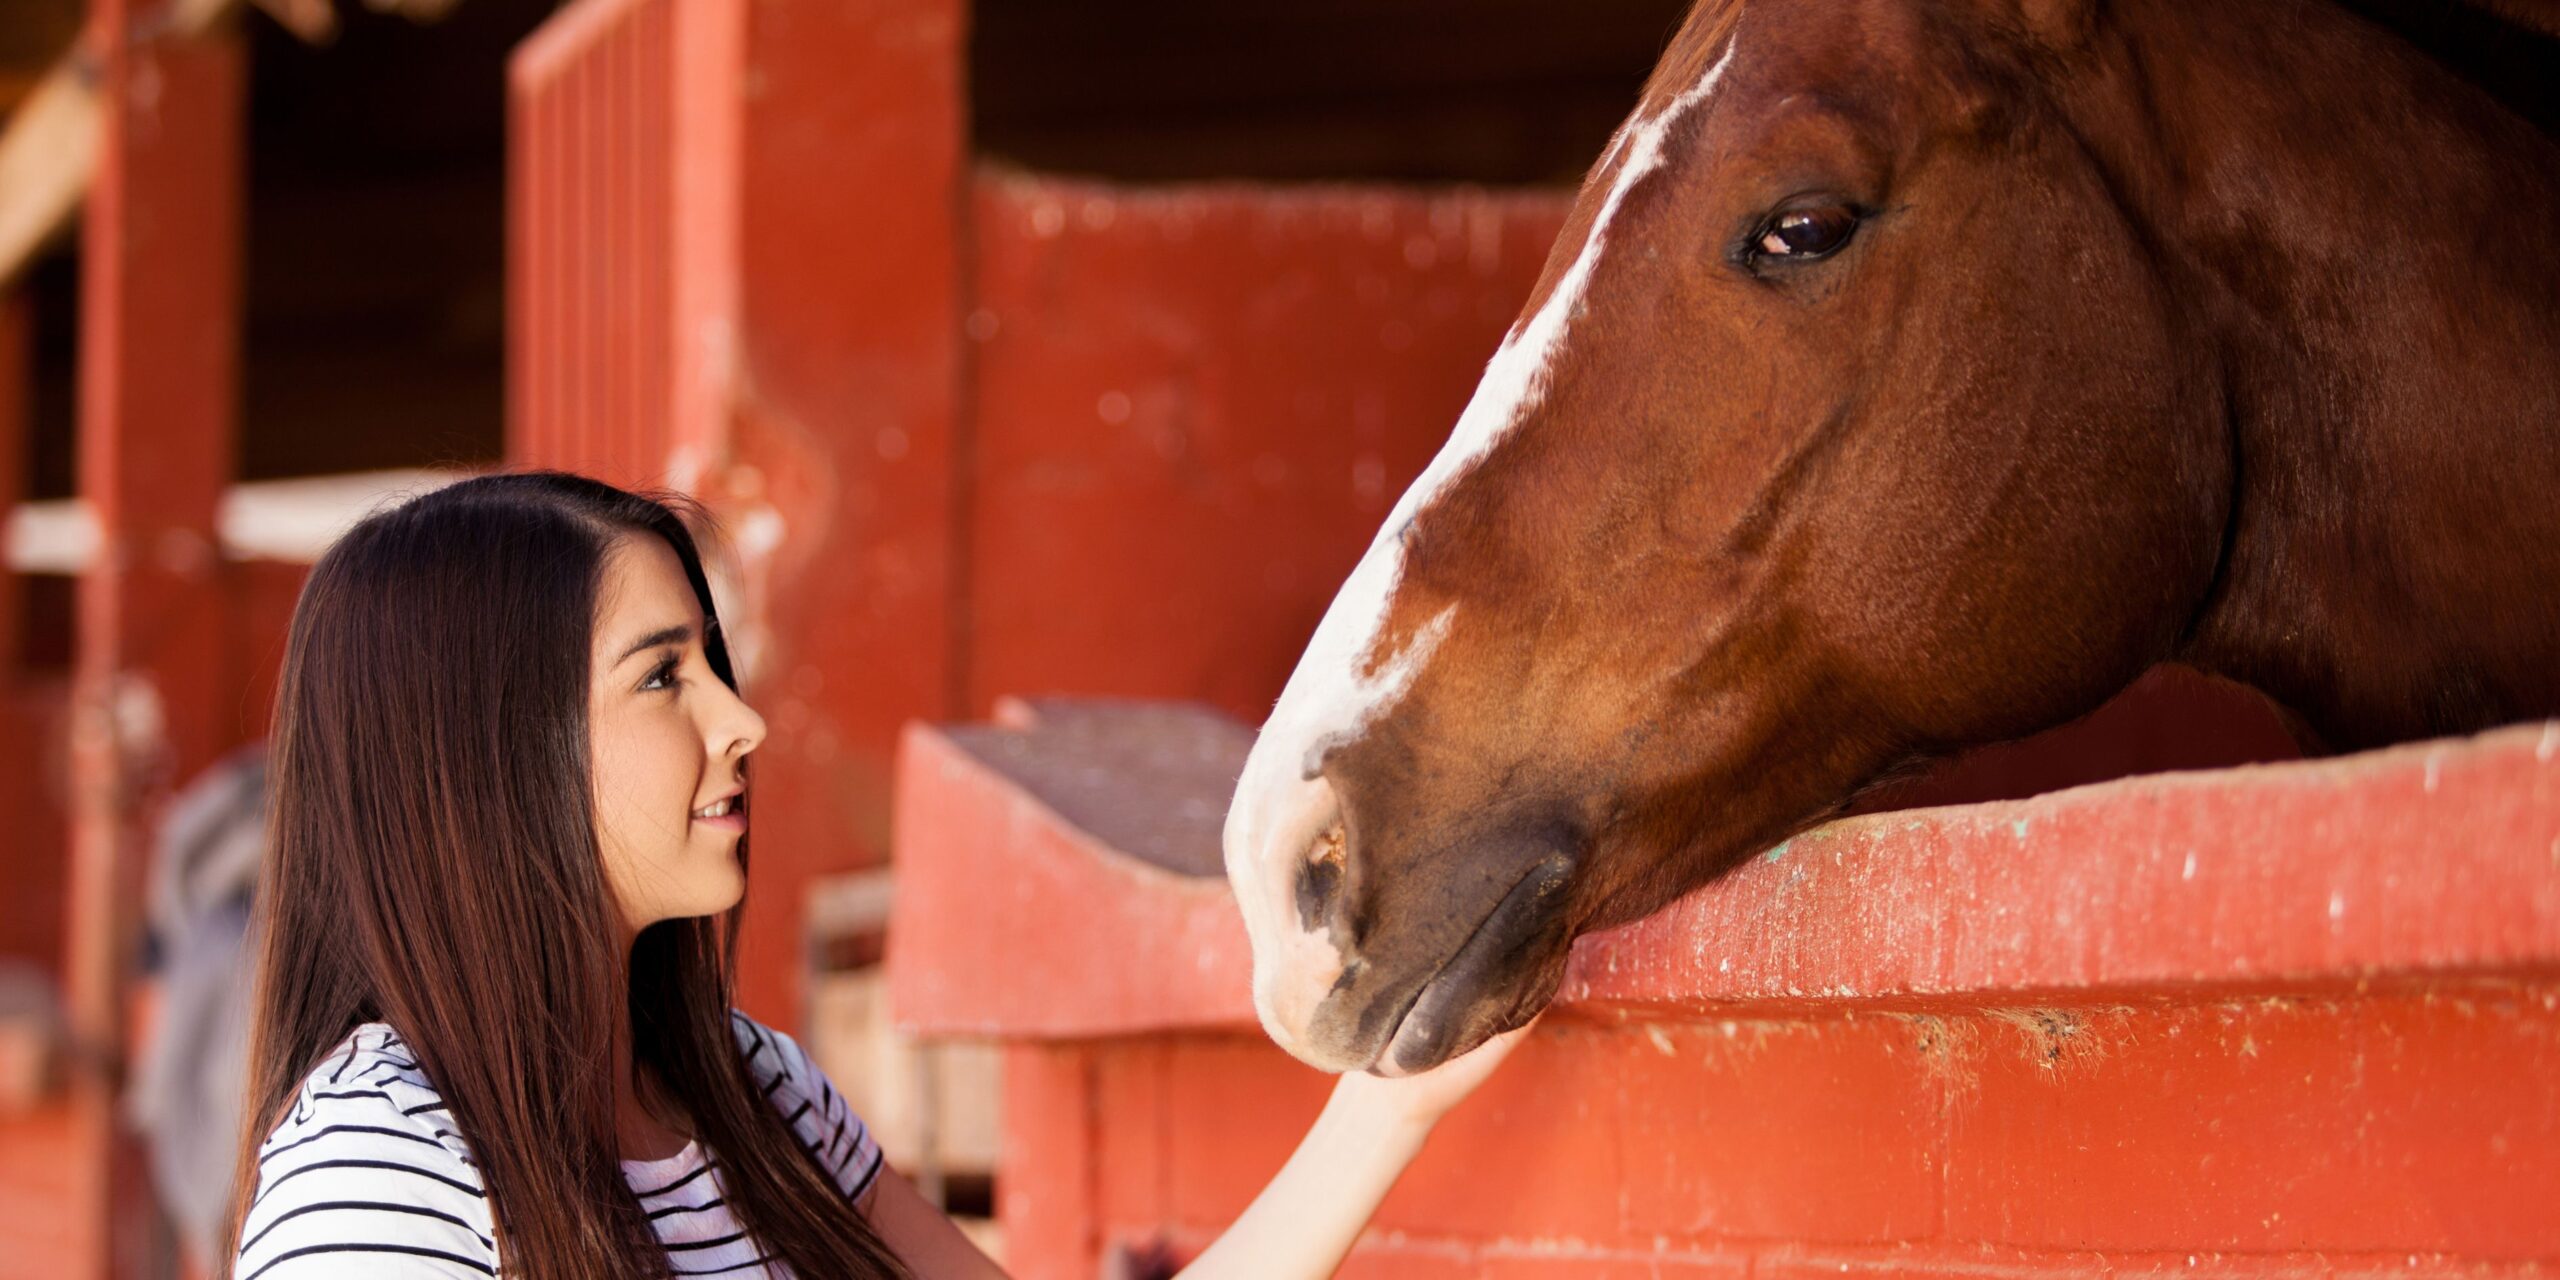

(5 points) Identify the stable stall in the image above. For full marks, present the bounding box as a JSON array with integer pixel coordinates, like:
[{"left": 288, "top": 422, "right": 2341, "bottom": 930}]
[
  {"left": 891, "top": 699, "right": 2560, "bottom": 1279},
  {"left": 7, "top": 0, "right": 2547, "bottom": 1271}
]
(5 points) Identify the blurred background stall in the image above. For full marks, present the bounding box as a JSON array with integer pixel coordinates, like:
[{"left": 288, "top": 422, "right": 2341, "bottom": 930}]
[
  {"left": 0, "top": 0, "right": 1714, "bottom": 1274},
  {"left": 22, "top": 0, "right": 2509, "bottom": 1272}
]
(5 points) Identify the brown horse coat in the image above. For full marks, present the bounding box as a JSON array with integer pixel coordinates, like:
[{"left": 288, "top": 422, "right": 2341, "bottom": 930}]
[{"left": 1224, "top": 0, "right": 2560, "bottom": 1074}]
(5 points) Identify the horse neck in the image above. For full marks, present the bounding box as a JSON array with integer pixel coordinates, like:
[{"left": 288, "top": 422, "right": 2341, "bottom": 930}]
[{"left": 2082, "top": 0, "right": 2560, "bottom": 748}]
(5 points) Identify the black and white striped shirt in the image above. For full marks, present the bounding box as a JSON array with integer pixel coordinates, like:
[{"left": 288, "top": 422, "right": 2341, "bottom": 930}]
[{"left": 234, "top": 1011, "right": 885, "bottom": 1278}]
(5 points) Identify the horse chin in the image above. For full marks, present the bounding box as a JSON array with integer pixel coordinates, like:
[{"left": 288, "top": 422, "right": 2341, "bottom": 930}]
[
  {"left": 1362, "top": 853, "right": 1574, "bottom": 1076},
  {"left": 1371, "top": 948, "right": 1562, "bottom": 1076}
]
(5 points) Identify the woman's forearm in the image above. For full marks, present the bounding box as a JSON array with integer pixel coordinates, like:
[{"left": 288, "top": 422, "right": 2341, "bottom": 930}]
[{"left": 1173, "top": 1075, "right": 1434, "bottom": 1279}]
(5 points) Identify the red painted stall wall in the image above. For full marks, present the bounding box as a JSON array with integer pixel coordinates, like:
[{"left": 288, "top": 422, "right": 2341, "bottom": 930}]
[
  {"left": 893, "top": 706, "right": 2560, "bottom": 1280},
  {"left": 1023, "top": 989, "right": 2560, "bottom": 1280},
  {"left": 964, "top": 174, "right": 1570, "bottom": 721}
]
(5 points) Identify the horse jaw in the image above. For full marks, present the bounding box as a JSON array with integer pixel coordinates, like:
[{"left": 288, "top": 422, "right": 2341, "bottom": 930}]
[{"left": 1224, "top": 33, "right": 1745, "bottom": 1073}]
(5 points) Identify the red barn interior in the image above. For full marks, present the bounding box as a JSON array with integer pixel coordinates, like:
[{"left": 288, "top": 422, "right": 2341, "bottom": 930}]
[{"left": 0, "top": 0, "right": 2551, "bottom": 1275}]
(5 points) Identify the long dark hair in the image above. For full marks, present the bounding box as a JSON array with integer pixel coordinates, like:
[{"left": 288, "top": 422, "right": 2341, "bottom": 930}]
[{"left": 220, "top": 471, "right": 906, "bottom": 1278}]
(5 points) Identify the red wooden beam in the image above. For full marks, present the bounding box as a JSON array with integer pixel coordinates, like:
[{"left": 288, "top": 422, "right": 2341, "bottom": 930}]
[
  {"left": 0, "top": 290, "right": 22, "bottom": 668},
  {"left": 63, "top": 0, "right": 241, "bottom": 1273},
  {"left": 890, "top": 706, "right": 2560, "bottom": 1038},
  {"left": 0, "top": 287, "right": 69, "bottom": 979},
  {"left": 889, "top": 702, "right": 2560, "bottom": 1278},
  {"left": 0, "top": 282, "right": 73, "bottom": 985}
]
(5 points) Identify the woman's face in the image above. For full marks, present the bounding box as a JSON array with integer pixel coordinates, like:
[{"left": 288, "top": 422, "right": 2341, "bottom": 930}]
[{"left": 589, "top": 533, "right": 768, "bottom": 942}]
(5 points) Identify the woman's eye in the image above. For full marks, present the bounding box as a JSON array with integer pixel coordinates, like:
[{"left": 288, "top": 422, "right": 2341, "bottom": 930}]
[
  {"left": 1755, "top": 205, "right": 1860, "bottom": 260},
  {"left": 640, "top": 657, "right": 682, "bottom": 692}
]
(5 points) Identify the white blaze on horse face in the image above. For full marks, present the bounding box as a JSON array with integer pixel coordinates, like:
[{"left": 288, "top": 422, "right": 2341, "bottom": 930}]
[{"left": 1225, "top": 32, "right": 1745, "bottom": 1061}]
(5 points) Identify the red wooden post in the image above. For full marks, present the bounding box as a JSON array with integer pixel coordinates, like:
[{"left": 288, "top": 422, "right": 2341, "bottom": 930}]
[
  {"left": 508, "top": 0, "right": 680, "bottom": 487},
  {"left": 722, "top": 0, "right": 968, "bottom": 1023},
  {"left": 64, "top": 0, "right": 242, "bottom": 1273},
  {"left": 665, "top": 0, "right": 743, "bottom": 487},
  {"left": 0, "top": 289, "right": 24, "bottom": 677},
  {"left": 504, "top": 0, "right": 744, "bottom": 489},
  {"left": 998, "top": 1044, "right": 1101, "bottom": 1280}
]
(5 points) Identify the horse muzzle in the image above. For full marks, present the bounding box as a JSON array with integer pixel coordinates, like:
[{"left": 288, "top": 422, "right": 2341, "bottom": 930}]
[
  {"left": 1348, "top": 849, "right": 1573, "bottom": 1075},
  {"left": 1229, "top": 771, "right": 1575, "bottom": 1074}
]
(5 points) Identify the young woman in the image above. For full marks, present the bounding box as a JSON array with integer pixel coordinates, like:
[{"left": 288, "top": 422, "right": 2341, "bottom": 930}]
[{"left": 222, "top": 472, "right": 1528, "bottom": 1279}]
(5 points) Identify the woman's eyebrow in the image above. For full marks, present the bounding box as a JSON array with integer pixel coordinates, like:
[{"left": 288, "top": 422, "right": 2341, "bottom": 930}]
[{"left": 612, "top": 623, "right": 693, "bottom": 667}]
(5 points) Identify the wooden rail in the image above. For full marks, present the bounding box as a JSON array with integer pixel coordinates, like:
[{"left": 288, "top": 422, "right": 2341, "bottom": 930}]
[{"left": 889, "top": 699, "right": 2560, "bottom": 1279}]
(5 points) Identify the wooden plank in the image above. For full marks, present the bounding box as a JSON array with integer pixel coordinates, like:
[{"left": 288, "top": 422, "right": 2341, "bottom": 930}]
[
  {"left": 0, "top": 52, "right": 101, "bottom": 290},
  {"left": 62, "top": 0, "right": 242, "bottom": 1271},
  {"left": 1565, "top": 720, "right": 2560, "bottom": 1009},
  {"left": 889, "top": 705, "right": 2560, "bottom": 1036}
]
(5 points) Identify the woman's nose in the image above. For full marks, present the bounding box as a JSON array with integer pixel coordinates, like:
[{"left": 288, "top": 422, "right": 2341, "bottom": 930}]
[{"left": 714, "top": 683, "right": 768, "bottom": 757}]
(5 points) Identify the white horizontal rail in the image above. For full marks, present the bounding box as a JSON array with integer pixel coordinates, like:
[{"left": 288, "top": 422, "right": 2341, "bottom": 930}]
[{"left": 4, "top": 468, "right": 470, "bottom": 573}]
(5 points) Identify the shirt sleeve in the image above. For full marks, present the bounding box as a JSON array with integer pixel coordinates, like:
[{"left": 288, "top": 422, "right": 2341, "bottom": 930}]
[
  {"left": 234, "top": 1088, "right": 499, "bottom": 1279},
  {"left": 731, "top": 1010, "right": 888, "bottom": 1207}
]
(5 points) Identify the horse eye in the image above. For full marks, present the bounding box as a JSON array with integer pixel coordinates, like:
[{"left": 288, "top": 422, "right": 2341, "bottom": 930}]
[{"left": 1756, "top": 205, "right": 1860, "bottom": 259}]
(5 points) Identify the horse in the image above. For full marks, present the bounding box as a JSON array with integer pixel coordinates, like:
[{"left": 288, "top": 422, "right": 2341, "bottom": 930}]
[{"left": 1222, "top": 0, "right": 2560, "bottom": 1076}]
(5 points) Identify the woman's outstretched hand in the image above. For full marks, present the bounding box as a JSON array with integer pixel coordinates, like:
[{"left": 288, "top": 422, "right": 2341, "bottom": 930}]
[
  {"left": 1335, "top": 1014, "right": 1542, "bottom": 1125},
  {"left": 1173, "top": 1012, "right": 1546, "bottom": 1279}
]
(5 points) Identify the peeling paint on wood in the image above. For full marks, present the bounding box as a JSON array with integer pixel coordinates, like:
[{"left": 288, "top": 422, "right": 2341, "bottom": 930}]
[{"left": 889, "top": 701, "right": 2560, "bottom": 1278}]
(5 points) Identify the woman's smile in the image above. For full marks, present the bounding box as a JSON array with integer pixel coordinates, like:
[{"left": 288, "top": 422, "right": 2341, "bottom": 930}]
[{"left": 692, "top": 791, "right": 747, "bottom": 833}]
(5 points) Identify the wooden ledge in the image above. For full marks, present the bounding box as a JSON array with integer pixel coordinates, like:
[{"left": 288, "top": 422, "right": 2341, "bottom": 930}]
[
  {"left": 3, "top": 467, "right": 469, "bottom": 572},
  {"left": 886, "top": 700, "right": 2560, "bottom": 1040}
]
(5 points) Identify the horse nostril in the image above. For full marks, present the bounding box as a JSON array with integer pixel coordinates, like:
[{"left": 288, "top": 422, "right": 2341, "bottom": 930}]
[{"left": 1294, "top": 821, "right": 1349, "bottom": 932}]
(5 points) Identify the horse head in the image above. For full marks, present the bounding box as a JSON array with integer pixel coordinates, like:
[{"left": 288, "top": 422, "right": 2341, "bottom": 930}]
[{"left": 1224, "top": 0, "right": 2560, "bottom": 1074}]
